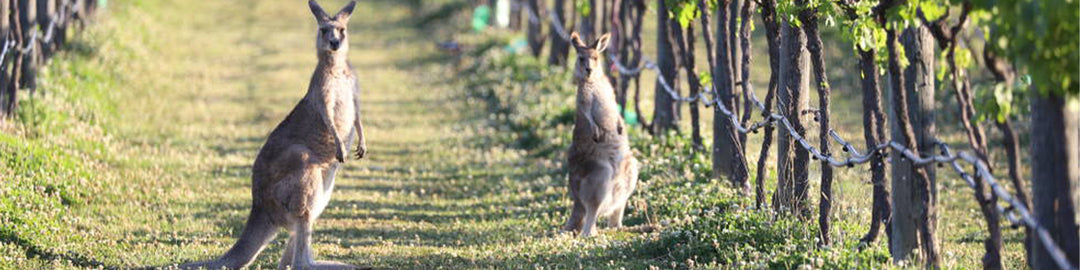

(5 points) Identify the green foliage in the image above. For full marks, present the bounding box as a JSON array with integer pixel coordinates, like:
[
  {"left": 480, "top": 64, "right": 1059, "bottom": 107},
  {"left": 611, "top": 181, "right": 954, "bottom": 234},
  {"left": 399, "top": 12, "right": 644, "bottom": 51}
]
[
  {"left": 576, "top": 0, "right": 591, "bottom": 17},
  {"left": 837, "top": 0, "right": 890, "bottom": 69},
  {"left": 461, "top": 47, "right": 576, "bottom": 155},
  {"left": 666, "top": 0, "right": 709, "bottom": 29},
  {"left": 890, "top": 0, "right": 946, "bottom": 27},
  {"left": 935, "top": 47, "right": 974, "bottom": 81},
  {"left": 620, "top": 134, "right": 890, "bottom": 269},
  {"left": 975, "top": 0, "right": 1079, "bottom": 97},
  {"left": 635, "top": 203, "right": 890, "bottom": 269},
  {"left": 974, "top": 75, "right": 1032, "bottom": 123},
  {"left": 776, "top": 0, "right": 801, "bottom": 25},
  {"left": 841, "top": 0, "right": 948, "bottom": 71},
  {"left": 698, "top": 71, "right": 713, "bottom": 88}
]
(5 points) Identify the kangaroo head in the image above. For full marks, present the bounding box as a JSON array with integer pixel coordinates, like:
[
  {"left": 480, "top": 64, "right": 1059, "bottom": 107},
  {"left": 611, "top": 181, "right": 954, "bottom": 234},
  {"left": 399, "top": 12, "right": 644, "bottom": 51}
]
[
  {"left": 309, "top": 0, "right": 356, "bottom": 55},
  {"left": 571, "top": 32, "right": 610, "bottom": 84}
]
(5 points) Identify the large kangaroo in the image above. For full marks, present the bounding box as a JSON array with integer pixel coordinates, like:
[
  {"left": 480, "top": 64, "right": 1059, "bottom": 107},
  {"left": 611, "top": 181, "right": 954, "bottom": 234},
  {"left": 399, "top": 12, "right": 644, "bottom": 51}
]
[
  {"left": 180, "top": 1, "right": 366, "bottom": 269},
  {"left": 562, "top": 32, "right": 639, "bottom": 238}
]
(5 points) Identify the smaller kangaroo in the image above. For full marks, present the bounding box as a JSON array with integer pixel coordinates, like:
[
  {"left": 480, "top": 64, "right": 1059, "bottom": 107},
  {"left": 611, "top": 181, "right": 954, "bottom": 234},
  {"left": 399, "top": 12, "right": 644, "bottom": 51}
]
[
  {"left": 178, "top": 1, "right": 365, "bottom": 269},
  {"left": 562, "top": 32, "right": 640, "bottom": 238}
]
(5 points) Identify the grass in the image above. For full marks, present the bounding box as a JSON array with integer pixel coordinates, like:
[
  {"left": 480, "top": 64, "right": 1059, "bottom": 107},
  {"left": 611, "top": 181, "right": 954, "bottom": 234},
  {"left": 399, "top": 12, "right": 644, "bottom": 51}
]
[{"left": 0, "top": 0, "right": 1030, "bottom": 269}]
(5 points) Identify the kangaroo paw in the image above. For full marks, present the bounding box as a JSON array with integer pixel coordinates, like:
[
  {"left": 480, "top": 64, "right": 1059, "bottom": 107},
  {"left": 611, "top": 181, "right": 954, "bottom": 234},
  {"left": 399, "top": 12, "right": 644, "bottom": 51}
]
[{"left": 354, "top": 143, "right": 366, "bottom": 160}]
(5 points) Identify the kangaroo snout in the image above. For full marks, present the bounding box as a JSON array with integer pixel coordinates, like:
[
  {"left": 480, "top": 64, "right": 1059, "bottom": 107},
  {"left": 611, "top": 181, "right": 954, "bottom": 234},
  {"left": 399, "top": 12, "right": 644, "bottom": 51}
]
[{"left": 329, "top": 40, "right": 341, "bottom": 50}]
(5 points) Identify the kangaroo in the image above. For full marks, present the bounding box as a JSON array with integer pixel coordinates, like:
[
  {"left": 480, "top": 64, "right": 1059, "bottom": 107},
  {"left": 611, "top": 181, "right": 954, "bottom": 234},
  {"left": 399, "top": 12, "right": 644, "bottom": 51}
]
[
  {"left": 562, "top": 32, "right": 640, "bottom": 238},
  {"left": 179, "top": 1, "right": 366, "bottom": 269}
]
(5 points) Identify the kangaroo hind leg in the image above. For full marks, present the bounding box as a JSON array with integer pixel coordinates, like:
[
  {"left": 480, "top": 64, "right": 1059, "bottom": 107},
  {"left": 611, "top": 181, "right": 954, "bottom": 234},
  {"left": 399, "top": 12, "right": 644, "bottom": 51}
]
[
  {"left": 562, "top": 198, "right": 586, "bottom": 233},
  {"left": 608, "top": 206, "right": 625, "bottom": 228},
  {"left": 579, "top": 160, "right": 614, "bottom": 237},
  {"left": 278, "top": 231, "right": 297, "bottom": 270},
  {"left": 279, "top": 165, "right": 357, "bottom": 270},
  {"left": 287, "top": 213, "right": 359, "bottom": 270}
]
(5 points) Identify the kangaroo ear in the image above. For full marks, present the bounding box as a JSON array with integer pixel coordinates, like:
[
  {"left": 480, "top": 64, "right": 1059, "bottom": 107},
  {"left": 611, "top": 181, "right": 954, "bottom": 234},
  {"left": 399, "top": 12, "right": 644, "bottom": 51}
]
[
  {"left": 570, "top": 32, "right": 587, "bottom": 50},
  {"left": 309, "top": 0, "right": 330, "bottom": 21},
  {"left": 592, "top": 33, "right": 611, "bottom": 52},
  {"left": 336, "top": 1, "right": 357, "bottom": 21}
]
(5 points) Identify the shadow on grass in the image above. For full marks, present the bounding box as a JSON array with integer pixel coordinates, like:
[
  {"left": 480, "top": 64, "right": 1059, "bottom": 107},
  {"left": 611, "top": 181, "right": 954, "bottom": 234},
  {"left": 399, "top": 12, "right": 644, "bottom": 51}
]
[
  {"left": 350, "top": 230, "right": 660, "bottom": 269},
  {"left": 0, "top": 229, "right": 117, "bottom": 269}
]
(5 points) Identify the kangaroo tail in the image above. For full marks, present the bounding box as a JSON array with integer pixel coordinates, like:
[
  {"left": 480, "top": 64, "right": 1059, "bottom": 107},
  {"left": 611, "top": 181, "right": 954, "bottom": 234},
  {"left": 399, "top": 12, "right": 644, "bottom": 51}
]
[{"left": 179, "top": 207, "right": 278, "bottom": 269}]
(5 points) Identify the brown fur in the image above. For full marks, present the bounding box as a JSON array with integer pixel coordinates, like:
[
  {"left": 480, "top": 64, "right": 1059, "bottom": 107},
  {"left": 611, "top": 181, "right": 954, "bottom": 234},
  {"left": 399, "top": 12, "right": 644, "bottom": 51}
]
[
  {"left": 562, "top": 32, "right": 640, "bottom": 238},
  {"left": 178, "top": 1, "right": 366, "bottom": 269}
]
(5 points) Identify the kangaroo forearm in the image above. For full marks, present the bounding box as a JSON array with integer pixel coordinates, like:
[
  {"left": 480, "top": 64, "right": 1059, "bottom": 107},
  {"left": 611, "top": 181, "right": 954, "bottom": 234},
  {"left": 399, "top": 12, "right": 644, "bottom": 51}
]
[
  {"left": 354, "top": 120, "right": 365, "bottom": 144},
  {"left": 317, "top": 105, "right": 345, "bottom": 162}
]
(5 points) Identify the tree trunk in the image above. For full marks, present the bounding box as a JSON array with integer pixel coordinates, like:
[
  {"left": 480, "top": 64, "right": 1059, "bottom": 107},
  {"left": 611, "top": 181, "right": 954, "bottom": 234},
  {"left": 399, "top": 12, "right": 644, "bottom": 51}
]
[
  {"left": 737, "top": 0, "right": 755, "bottom": 145},
  {"left": 773, "top": 20, "right": 810, "bottom": 216},
  {"left": 667, "top": 18, "right": 687, "bottom": 128},
  {"left": 801, "top": 6, "right": 833, "bottom": 245},
  {"left": 526, "top": 0, "right": 546, "bottom": 57},
  {"left": 937, "top": 16, "right": 1003, "bottom": 269},
  {"left": 35, "top": 0, "right": 50, "bottom": 58},
  {"left": 547, "top": 0, "right": 570, "bottom": 66},
  {"left": 756, "top": 0, "right": 781, "bottom": 209},
  {"left": 675, "top": 22, "right": 703, "bottom": 151},
  {"left": 6, "top": 0, "right": 25, "bottom": 116},
  {"left": 998, "top": 118, "right": 1034, "bottom": 260},
  {"left": 578, "top": 0, "right": 596, "bottom": 42},
  {"left": 712, "top": 0, "right": 750, "bottom": 192},
  {"left": 857, "top": 45, "right": 892, "bottom": 245},
  {"left": 0, "top": 0, "right": 13, "bottom": 118},
  {"left": 727, "top": 0, "right": 743, "bottom": 145},
  {"left": 713, "top": 0, "right": 734, "bottom": 175},
  {"left": 1029, "top": 90, "right": 1080, "bottom": 270},
  {"left": 616, "top": 0, "right": 644, "bottom": 117},
  {"left": 613, "top": 0, "right": 626, "bottom": 106},
  {"left": 52, "top": 0, "right": 64, "bottom": 49},
  {"left": 887, "top": 26, "right": 938, "bottom": 267},
  {"left": 979, "top": 43, "right": 1034, "bottom": 265},
  {"left": 652, "top": 0, "right": 679, "bottom": 134},
  {"left": 18, "top": 0, "right": 35, "bottom": 92},
  {"left": 599, "top": 0, "right": 609, "bottom": 34},
  {"left": 699, "top": 0, "right": 716, "bottom": 75},
  {"left": 975, "top": 167, "right": 1004, "bottom": 270},
  {"left": 511, "top": 0, "right": 523, "bottom": 31},
  {"left": 609, "top": 0, "right": 626, "bottom": 96}
]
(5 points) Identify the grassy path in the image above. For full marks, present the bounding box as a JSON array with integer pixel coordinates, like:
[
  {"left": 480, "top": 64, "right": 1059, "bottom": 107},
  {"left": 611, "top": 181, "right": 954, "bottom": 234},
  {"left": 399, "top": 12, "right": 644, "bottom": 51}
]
[
  {"left": 107, "top": 0, "right": 578, "bottom": 268},
  {"left": 0, "top": 0, "right": 607, "bottom": 269}
]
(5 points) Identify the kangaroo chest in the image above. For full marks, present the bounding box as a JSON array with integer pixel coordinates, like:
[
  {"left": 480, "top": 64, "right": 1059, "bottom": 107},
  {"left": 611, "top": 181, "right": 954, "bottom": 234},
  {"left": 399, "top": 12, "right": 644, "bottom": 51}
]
[
  {"left": 317, "top": 74, "right": 357, "bottom": 138},
  {"left": 575, "top": 84, "right": 620, "bottom": 133}
]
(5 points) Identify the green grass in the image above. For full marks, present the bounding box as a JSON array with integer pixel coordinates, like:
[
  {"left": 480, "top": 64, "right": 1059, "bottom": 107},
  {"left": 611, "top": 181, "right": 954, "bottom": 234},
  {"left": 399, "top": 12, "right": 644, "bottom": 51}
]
[{"left": 0, "top": 0, "right": 1029, "bottom": 269}]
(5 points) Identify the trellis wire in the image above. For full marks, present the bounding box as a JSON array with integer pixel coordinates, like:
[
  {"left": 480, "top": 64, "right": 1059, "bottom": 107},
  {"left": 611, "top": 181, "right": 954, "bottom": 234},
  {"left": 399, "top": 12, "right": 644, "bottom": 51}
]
[
  {"left": 530, "top": 5, "right": 1077, "bottom": 270},
  {"left": 0, "top": 38, "right": 15, "bottom": 64},
  {"left": 17, "top": 4, "right": 70, "bottom": 55}
]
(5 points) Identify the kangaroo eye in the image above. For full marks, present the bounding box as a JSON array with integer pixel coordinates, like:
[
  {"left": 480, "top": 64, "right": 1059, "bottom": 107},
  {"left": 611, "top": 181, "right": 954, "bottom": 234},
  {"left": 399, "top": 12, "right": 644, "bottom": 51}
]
[{"left": 320, "top": 28, "right": 328, "bottom": 35}]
